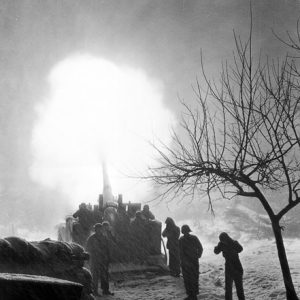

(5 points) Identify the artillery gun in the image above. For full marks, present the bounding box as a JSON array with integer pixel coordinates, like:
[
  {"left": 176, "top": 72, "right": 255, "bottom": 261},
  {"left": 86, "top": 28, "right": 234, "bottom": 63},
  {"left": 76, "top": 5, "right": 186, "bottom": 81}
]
[{"left": 58, "top": 164, "right": 167, "bottom": 273}]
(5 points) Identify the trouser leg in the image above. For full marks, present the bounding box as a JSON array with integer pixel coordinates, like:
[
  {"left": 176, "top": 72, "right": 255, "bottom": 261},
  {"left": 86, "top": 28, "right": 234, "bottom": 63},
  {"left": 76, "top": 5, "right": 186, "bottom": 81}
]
[
  {"left": 169, "top": 251, "right": 175, "bottom": 274},
  {"left": 100, "top": 265, "right": 110, "bottom": 293},
  {"left": 234, "top": 275, "right": 245, "bottom": 300},
  {"left": 169, "top": 250, "right": 180, "bottom": 275},
  {"left": 91, "top": 265, "right": 99, "bottom": 295},
  {"left": 225, "top": 273, "right": 233, "bottom": 300},
  {"left": 182, "top": 264, "right": 199, "bottom": 297},
  {"left": 182, "top": 267, "right": 189, "bottom": 296}
]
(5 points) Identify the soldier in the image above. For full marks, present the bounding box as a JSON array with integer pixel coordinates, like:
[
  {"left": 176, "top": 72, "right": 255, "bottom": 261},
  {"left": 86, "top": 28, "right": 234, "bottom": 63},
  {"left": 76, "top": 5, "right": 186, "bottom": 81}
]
[
  {"left": 86, "top": 223, "right": 114, "bottom": 297},
  {"left": 73, "top": 203, "right": 93, "bottom": 230},
  {"left": 179, "top": 225, "right": 203, "bottom": 300},
  {"left": 73, "top": 203, "right": 94, "bottom": 246},
  {"left": 141, "top": 204, "right": 155, "bottom": 221},
  {"left": 130, "top": 211, "right": 148, "bottom": 262},
  {"left": 162, "top": 217, "right": 181, "bottom": 277},
  {"left": 214, "top": 232, "right": 245, "bottom": 300}
]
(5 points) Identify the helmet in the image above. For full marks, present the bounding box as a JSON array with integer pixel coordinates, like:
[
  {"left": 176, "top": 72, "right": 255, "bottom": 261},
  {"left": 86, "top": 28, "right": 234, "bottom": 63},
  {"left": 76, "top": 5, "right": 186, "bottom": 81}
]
[{"left": 181, "top": 224, "right": 192, "bottom": 234}]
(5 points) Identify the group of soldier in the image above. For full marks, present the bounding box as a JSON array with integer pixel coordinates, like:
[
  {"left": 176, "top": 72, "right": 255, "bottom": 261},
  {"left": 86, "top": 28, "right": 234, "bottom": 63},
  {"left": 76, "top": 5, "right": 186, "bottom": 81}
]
[
  {"left": 72, "top": 202, "right": 157, "bottom": 297},
  {"left": 162, "top": 217, "right": 245, "bottom": 300},
  {"left": 72, "top": 203, "right": 245, "bottom": 300},
  {"left": 162, "top": 218, "right": 203, "bottom": 300}
]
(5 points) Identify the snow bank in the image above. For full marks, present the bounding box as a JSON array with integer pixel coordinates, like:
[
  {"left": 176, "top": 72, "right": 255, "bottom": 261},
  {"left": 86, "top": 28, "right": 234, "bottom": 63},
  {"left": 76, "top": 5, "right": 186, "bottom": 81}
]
[{"left": 106, "top": 239, "right": 300, "bottom": 300}]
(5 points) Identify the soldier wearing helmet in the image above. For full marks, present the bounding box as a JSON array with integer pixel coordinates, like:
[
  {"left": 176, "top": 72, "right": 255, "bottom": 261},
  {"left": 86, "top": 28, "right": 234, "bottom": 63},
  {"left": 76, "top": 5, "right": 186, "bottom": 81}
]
[{"left": 179, "top": 224, "right": 203, "bottom": 300}]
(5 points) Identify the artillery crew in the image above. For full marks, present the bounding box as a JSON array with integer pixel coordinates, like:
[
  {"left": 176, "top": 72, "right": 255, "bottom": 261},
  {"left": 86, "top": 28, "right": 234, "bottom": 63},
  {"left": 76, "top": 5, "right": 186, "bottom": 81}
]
[
  {"left": 162, "top": 217, "right": 181, "bottom": 277},
  {"left": 69, "top": 200, "right": 248, "bottom": 300},
  {"left": 86, "top": 223, "right": 114, "bottom": 297},
  {"left": 141, "top": 204, "right": 155, "bottom": 221},
  {"left": 73, "top": 203, "right": 94, "bottom": 231},
  {"left": 179, "top": 224, "right": 203, "bottom": 300},
  {"left": 71, "top": 202, "right": 250, "bottom": 300},
  {"left": 72, "top": 203, "right": 94, "bottom": 246},
  {"left": 214, "top": 232, "right": 245, "bottom": 300}
]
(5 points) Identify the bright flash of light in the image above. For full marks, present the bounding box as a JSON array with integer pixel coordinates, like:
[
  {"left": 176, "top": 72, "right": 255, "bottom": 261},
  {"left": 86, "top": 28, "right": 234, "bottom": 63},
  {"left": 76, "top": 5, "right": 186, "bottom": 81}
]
[{"left": 30, "top": 54, "right": 175, "bottom": 206}]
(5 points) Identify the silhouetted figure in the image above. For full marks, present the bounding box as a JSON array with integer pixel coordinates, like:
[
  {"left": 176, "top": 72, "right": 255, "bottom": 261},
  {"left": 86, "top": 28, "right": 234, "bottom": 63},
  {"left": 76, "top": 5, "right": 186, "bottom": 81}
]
[
  {"left": 115, "top": 204, "right": 131, "bottom": 261},
  {"left": 73, "top": 203, "right": 93, "bottom": 230},
  {"left": 127, "top": 202, "right": 141, "bottom": 219},
  {"left": 162, "top": 217, "right": 181, "bottom": 277},
  {"left": 86, "top": 223, "right": 114, "bottom": 297},
  {"left": 102, "top": 220, "right": 120, "bottom": 264},
  {"left": 141, "top": 204, "right": 155, "bottom": 221},
  {"left": 179, "top": 225, "right": 203, "bottom": 300},
  {"left": 73, "top": 203, "right": 93, "bottom": 246},
  {"left": 214, "top": 232, "right": 245, "bottom": 300},
  {"left": 130, "top": 211, "right": 148, "bottom": 262}
]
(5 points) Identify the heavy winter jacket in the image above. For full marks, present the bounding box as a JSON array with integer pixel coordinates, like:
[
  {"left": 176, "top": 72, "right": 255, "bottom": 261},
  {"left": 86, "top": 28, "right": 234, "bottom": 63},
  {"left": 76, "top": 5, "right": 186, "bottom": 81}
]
[
  {"left": 179, "top": 233, "right": 203, "bottom": 265},
  {"left": 162, "top": 222, "right": 180, "bottom": 250},
  {"left": 214, "top": 240, "right": 243, "bottom": 274},
  {"left": 86, "top": 233, "right": 110, "bottom": 266}
]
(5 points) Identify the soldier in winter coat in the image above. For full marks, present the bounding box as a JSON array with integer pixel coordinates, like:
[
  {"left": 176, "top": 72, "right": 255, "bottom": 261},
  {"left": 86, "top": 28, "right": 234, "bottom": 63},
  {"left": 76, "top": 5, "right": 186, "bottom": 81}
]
[
  {"left": 214, "top": 232, "right": 245, "bottom": 300},
  {"left": 86, "top": 223, "right": 114, "bottom": 297},
  {"left": 179, "top": 224, "right": 203, "bottom": 300},
  {"left": 162, "top": 217, "right": 180, "bottom": 277}
]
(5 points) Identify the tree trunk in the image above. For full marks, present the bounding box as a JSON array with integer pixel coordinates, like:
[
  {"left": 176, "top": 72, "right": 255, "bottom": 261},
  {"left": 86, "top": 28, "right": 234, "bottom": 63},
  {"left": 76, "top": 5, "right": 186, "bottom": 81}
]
[{"left": 272, "top": 220, "right": 299, "bottom": 300}]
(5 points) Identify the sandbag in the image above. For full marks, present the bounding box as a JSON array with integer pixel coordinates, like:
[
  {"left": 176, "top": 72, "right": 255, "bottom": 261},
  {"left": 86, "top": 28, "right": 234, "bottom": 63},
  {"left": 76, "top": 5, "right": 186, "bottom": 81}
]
[
  {"left": 0, "top": 273, "right": 82, "bottom": 300},
  {"left": 0, "top": 237, "right": 93, "bottom": 300}
]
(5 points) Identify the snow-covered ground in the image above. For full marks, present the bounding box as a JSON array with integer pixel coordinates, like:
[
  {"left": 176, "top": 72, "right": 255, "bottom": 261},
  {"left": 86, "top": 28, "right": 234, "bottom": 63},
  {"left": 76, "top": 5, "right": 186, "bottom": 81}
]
[{"left": 99, "top": 239, "right": 300, "bottom": 300}]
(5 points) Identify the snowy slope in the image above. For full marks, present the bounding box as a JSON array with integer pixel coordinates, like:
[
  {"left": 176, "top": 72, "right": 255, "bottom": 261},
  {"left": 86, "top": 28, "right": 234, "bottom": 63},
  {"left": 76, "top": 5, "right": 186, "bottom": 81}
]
[{"left": 100, "top": 239, "right": 300, "bottom": 300}]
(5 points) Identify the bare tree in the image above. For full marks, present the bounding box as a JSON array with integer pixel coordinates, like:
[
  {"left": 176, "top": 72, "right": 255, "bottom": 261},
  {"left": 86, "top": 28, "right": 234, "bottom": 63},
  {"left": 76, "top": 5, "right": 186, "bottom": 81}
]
[{"left": 147, "top": 20, "right": 300, "bottom": 300}]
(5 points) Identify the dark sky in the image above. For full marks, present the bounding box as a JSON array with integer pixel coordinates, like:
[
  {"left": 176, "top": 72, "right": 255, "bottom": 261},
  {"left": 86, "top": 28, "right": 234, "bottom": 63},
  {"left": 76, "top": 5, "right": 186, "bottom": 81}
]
[{"left": 0, "top": 0, "right": 300, "bottom": 237}]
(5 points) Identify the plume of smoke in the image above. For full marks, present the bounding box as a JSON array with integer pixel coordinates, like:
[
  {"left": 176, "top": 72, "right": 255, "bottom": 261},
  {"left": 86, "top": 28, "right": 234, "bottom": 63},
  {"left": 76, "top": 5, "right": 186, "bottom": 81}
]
[{"left": 30, "top": 54, "right": 175, "bottom": 209}]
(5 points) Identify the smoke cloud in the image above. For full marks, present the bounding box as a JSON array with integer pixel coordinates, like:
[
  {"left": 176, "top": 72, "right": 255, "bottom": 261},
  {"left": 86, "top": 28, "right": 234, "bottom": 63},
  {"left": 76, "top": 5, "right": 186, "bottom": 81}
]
[{"left": 30, "top": 54, "right": 175, "bottom": 208}]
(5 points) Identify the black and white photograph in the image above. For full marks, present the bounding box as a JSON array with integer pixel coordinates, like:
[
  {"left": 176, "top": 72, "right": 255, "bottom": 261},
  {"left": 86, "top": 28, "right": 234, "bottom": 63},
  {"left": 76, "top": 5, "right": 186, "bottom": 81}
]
[{"left": 0, "top": 1, "right": 299, "bottom": 299}]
